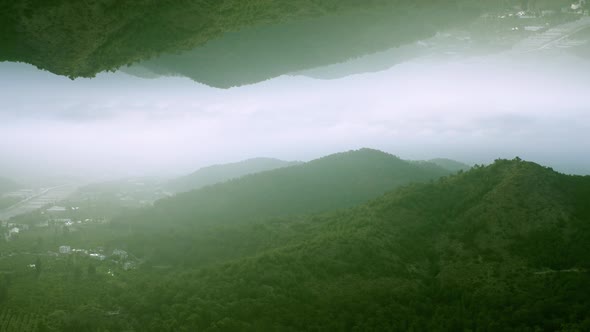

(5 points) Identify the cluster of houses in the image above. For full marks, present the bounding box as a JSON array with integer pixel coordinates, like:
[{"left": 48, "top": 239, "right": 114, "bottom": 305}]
[
  {"left": 40, "top": 205, "right": 107, "bottom": 228},
  {"left": 1, "top": 206, "right": 106, "bottom": 241},
  {"left": 491, "top": 1, "right": 588, "bottom": 19},
  {"left": 47, "top": 217, "right": 104, "bottom": 227},
  {"left": 1, "top": 205, "right": 106, "bottom": 232},
  {"left": 2, "top": 223, "right": 29, "bottom": 241},
  {"left": 571, "top": 0, "right": 588, "bottom": 13},
  {"left": 57, "top": 245, "right": 137, "bottom": 271}
]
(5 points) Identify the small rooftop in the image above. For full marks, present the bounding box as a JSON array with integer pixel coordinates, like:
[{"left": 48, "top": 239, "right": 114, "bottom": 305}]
[{"left": 47, "top": 206, "right": 67, "bottom": 212}]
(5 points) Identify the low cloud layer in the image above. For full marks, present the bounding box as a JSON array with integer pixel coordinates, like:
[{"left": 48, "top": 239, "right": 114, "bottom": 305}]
[{"left": 1, "top": 52, "right": 589, "bottom": 179}]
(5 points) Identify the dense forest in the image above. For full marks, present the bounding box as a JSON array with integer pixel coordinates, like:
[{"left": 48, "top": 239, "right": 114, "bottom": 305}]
[
  {"left": 1, "top": 157, "right": 589, "bottom": 331},
  {"left": 0, "top": 0, "right": 445, "bottom": 80},
  {"left": 167, "top": 158, "right": 302, "bottom": 193},
  {"left": 127, "top": 149, "right": 452, "bottom": 228},
  {"left": 2, "top": 0, "right": 587, "bottom": 331},
  {"left": 426, "top": 158, "right": 472, "bottom": 173},
  {"left": 1, "top": 0, "right": 568, "bottom": 85},
  {"left": 127, "top": 2, "right": 475, "bottom": 88}
]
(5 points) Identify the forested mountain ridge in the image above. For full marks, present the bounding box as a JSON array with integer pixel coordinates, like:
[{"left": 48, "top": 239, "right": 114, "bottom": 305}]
[
  {"left": 0, "top": 0, "right": 460, "bottom": 81},
  {"left": 127, "top": 2, "right": 476, "bottom": 88},
  {"left": 133, "top": 148, "right": 452, "bottom": 227},
  {"left": 129, "top": 158, "right": 590, "bottom": 331},
  {"left": 2, "top": 1, "right": 568, "bottom": 85},
  {"left": 167, "top": 157, "right": 302, "bottom": 193},
  {"left": 427, "top": 158, "right": 471, "bottom": 172},
  {"left": 2, "top": 158, "right": 590, "bottom": 331}
]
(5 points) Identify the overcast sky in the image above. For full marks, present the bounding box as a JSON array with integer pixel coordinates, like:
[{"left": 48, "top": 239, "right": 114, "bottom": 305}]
[{"left": 1, "top": 51, "right": 589, "bottom": 180}]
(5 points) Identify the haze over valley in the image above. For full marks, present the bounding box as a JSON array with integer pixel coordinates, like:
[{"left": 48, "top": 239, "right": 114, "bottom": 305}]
[{"left": 1, "top": 1, "right": 590, "bottom": 331}]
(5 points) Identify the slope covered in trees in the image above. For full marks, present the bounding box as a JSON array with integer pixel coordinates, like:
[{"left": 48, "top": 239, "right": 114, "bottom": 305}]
[
  {"left": 167, "top": 158, "right": 302, "bottom": 193},
  {"left": 2, "top": 0, "right": 567, "bottom": 86},
  {"left": 2, "top": 158, "right": 589, "bottom": 331},
  {"left": 95, "top": 149, "right": 451, "bottom": 266},
  {"left": 428, "top": 158, "right": 472, "bottom": 173},
  {"left": 0, "top": 0, "right": 458, "bottom": 81},
  {"left": 127, "top": 2, "right": 476, "bottom": 88},
  {"left": 132, "top": 148, "right": 452, "bottom": 227},
  {"left": 119, "top": 158, "right": 590, "bottom": 330}
]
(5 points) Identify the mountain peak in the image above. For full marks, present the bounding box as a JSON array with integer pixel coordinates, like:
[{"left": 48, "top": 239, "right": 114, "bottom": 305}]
[{"left": 311, "top": 148, "right": 402, "bottom": 164}]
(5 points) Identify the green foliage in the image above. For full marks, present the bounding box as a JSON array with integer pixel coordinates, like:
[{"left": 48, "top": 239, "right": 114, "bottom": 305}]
[
  {"left": 134, "top": 148, "right": 451, "bottom": 227},
  {"left": 168, "top": 158, "right": 302, "bottom": 193},
  {"left": 1, "top": 0, "right": 567, "bottom": 86},
  {"left": 132, "top": 1, "right": 475, "bottom": 88},
  {"left": 427, "top": 158, "right": 472, "bottom": 173},
  {"left": 0, "top": 158, "right": 589, "bottom": 330},
  {"left": 1, "top": 0, "right": 430, "bottom": 80},
  {"left": 0, "top": 310, "right": 40, "bottom": 332}
]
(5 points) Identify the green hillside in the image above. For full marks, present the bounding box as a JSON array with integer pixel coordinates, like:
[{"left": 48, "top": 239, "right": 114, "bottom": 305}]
[
  {"left": 1, "top": 1, "right": 567, "bottom": 85},
  {"left": 167, "top": 158, "right": 302, "bottom": 193},
  {"left": 135, "top": 148, "right": 451, "bottom": 227},
  {"left": 129, "top": 2, "right": 474, "bottom": 88},
  {"left": 2, "top": 158, "right": 589, "bottom": 331},
  {"left": 0, "top": 0, "right": 448, "bottom": 80},
  {"left": 428, "top": 158, "right": 472, "bottom": 172},
  {"left": 121, "top": 158, "right": 590, "bottom": 330}
]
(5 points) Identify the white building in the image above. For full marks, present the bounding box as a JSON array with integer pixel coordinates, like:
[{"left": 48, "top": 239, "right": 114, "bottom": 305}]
[
  {"left": 5, "top": 227, "right": 20, "bottom": 240},
  {"left": 572, "top": 0, "right": 587, "bottom": 11},
  {"left": 9, "top": 227, "right": 19, "bottom": 236},
  {"left": 123, "top": 262, "right": 136, "bottom": 270},
  {"left": 47, "top": 206, "right": 67, "bottom": 213},
  {"left": 112, "top": 249, "right": 129, "bottom": 260},
  {"left": 59, "top": 245, "right": 71, "bottom": 254},
  {"left": 53, "top": 218, "right": 72, "bottom": 224},
  {"left": 90, "top": 253, "right": 106, "bottom": 261}
]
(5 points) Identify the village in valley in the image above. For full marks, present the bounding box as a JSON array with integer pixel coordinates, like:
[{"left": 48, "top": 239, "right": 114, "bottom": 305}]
[
  {"left": 1, "top": 203, "right": 140, "bottom": 279},
  {"left": 457, "top": 0, "right": 590, "bottom": 55},
  {"left": 1, "top": 0, "right": 589, "bottom": 306},
  {"left": 0, "top": 181, "right": 160, "bottom": 281}
]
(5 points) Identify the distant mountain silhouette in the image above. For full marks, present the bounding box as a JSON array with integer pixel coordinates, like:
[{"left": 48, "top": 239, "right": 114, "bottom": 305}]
[
  {"left": 126, "top": 2, "right": 476, "bottom": 88},
  {"left": 167, "top": 158, "right": 302, "bottom": 193},
  {"left": 428, "top": 158, "right": 471, "bottom": 172},
  {"left": 125, "top": 148, "right": 452, "bottom": 227},
  {"left": 1, "top": 1, "right": 452, "bottom": 80},
  {"left": 3, "top": 1, "right": 566, "bottom": 85},
  {"left": 5, "top": 157, "right": 590, "bottom": 331}
]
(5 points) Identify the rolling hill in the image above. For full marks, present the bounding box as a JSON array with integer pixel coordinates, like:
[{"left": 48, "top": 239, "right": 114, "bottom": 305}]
[
  {"left": 3, "top": 158, "right": 590, "bottom": 331},
  {"left": 135, "top": 148, "right": 452, "bottom": 227},
  {"left": 167, "top": 158, "right": 301, "bottom": 193},
  {"left": 428, "top": 158, "right": 471, "bottom": 172},
  {"left": 127, "top": 158, "right": 590, "bottom": 330},
  {"left": 2, "top": 1, "right": 567, "bottom": 85},
  {"left": 0, "top": 0, "right": 454, "bottom": 81},
  {"left": 127, "top": 2, "right": 475, "bottom": 88}
]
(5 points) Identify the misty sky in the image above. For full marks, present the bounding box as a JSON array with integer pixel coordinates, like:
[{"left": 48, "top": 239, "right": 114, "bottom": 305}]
[{"left": 1, "top": 51, "right": 589, "bottom": 180}]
